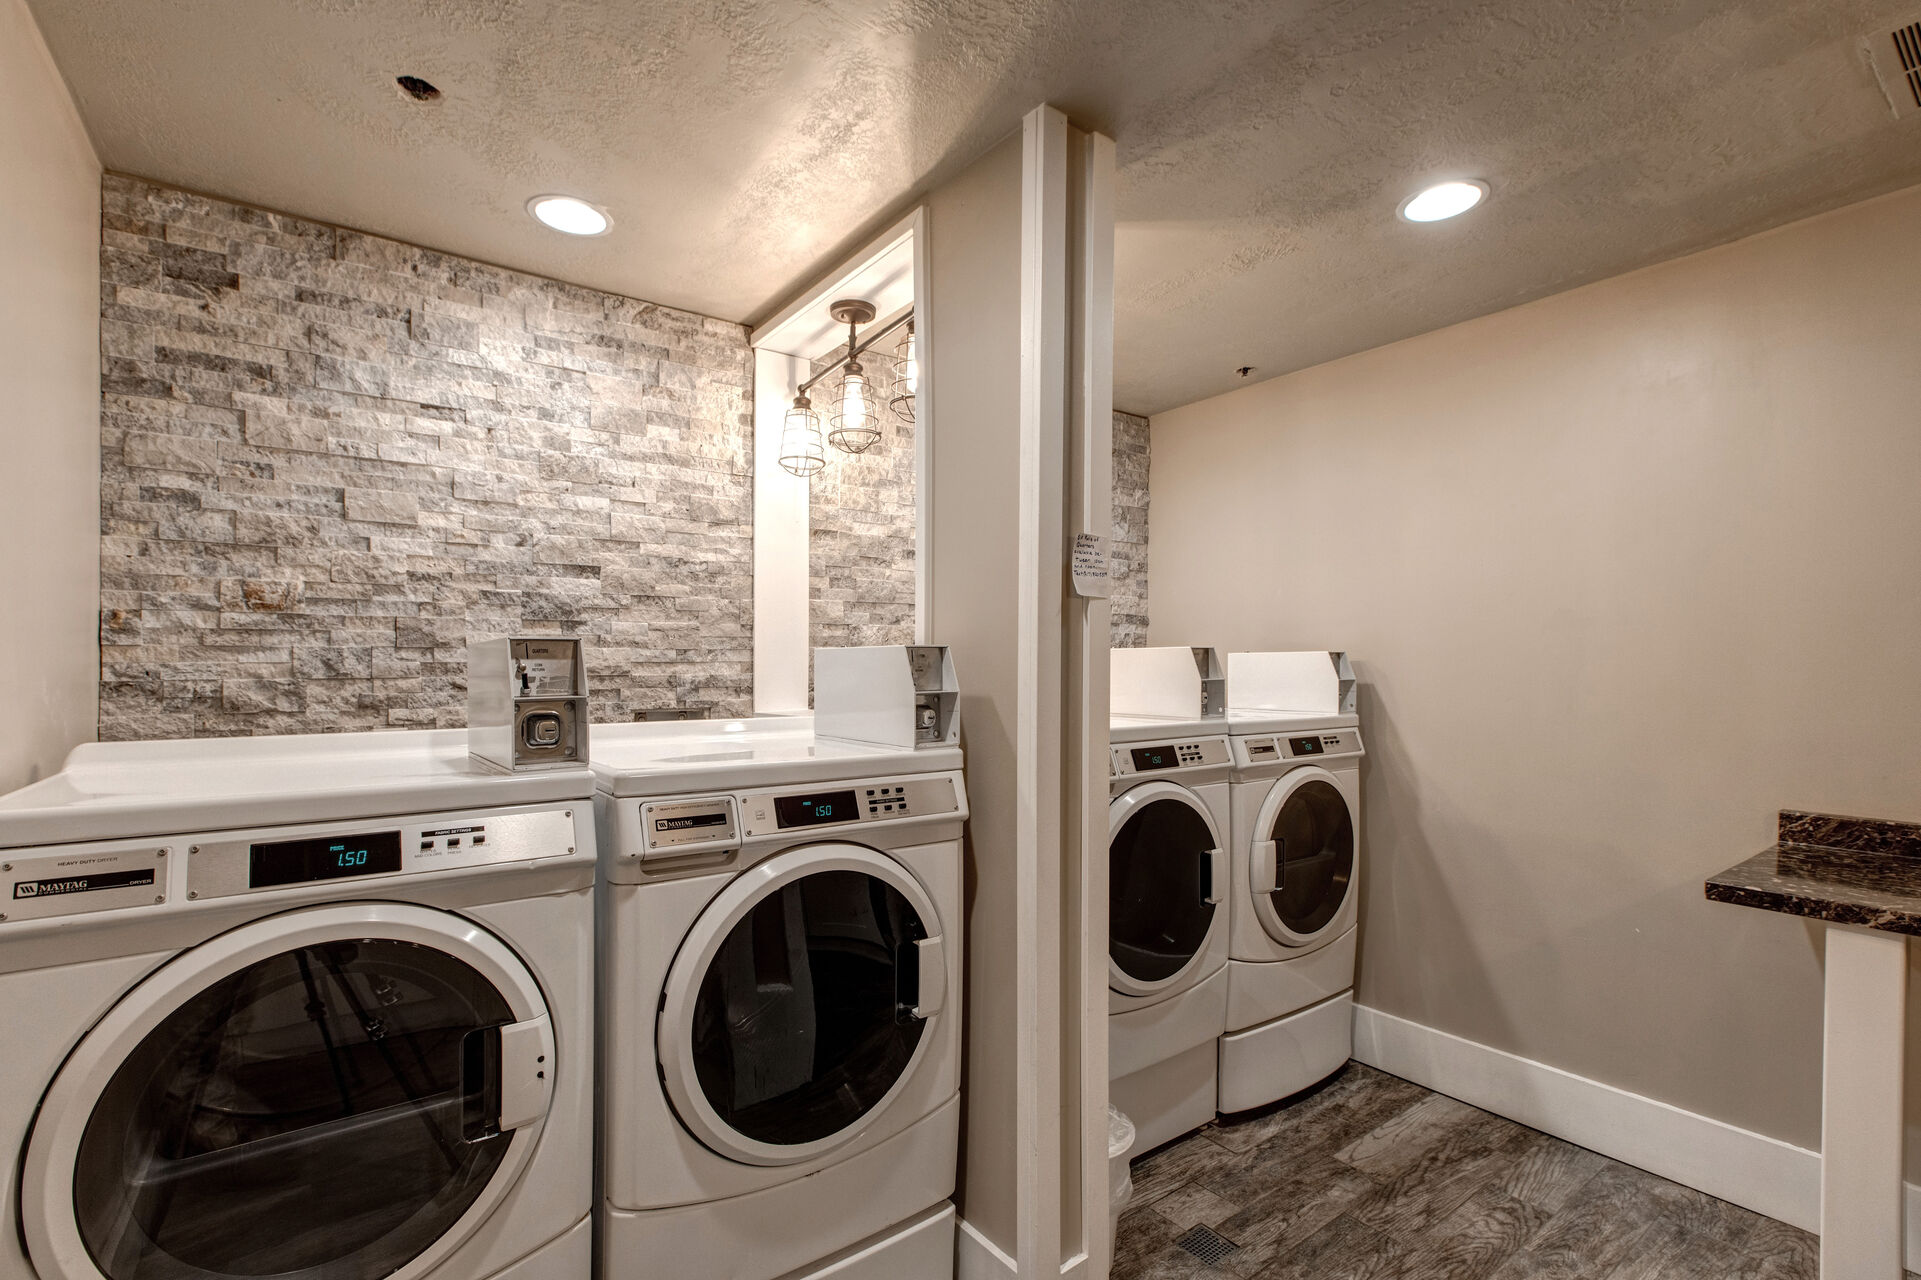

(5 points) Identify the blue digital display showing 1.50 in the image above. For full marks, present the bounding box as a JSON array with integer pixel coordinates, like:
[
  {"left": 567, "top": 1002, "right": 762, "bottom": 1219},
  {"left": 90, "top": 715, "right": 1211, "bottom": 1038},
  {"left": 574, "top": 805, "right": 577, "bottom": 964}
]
[
  {"left": 773, "top": 790, "right": 860, "bottom": 829},
  {"left": 250, "top": 831, "right": 403, "bottom": 889}
]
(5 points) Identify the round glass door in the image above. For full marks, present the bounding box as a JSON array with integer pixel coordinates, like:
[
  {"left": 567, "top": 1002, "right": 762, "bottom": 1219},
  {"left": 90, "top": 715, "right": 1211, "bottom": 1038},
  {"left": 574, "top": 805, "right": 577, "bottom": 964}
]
[
  {"left": 660, "top": 844, "right": 946, "bottom": 1167},
  {"left": 1108, "top": 783, "right": 1221, "bottom": 996},
  {"left": 1258, "top": 774, "right": 1355, "bottom": 943},
  {"left": 21, "top": 905, "right": 552, "bottom": 1280}
]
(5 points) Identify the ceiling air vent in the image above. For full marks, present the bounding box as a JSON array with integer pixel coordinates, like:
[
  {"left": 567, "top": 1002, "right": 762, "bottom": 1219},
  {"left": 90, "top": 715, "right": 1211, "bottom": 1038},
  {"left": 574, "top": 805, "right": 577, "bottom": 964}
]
[{"left": 1863, "top": 18, "right": 1921, "bottom": 118}]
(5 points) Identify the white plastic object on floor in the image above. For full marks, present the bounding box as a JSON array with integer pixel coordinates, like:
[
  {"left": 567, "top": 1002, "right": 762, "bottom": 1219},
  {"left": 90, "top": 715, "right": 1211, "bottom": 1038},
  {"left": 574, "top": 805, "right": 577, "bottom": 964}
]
[{"left": 1108, "top": 1106, "right": 1137, "bottom": 1256}]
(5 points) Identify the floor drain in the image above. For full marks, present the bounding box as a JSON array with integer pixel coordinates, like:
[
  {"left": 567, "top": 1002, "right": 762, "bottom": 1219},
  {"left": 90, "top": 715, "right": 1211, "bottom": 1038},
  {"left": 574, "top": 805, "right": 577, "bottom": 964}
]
[{"left": 1173, "top": 1225, "right": 1239, "bottom": 1265}]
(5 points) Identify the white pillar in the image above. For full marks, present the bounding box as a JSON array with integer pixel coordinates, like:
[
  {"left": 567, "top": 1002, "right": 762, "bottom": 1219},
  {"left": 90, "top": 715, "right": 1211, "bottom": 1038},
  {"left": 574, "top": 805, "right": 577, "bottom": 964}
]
[
  {"left": 752, "top": 348, "right": 810, "bottom": 714},
  {"left": 1821, "top": 923, "right": 1907, "bottom": 1279}
]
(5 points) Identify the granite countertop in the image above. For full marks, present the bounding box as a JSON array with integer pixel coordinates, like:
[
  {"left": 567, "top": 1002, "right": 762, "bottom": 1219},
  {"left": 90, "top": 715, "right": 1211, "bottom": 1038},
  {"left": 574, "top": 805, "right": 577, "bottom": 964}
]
[{"left": 1706, "top": 810, "right": 1921, "bottom": 936}]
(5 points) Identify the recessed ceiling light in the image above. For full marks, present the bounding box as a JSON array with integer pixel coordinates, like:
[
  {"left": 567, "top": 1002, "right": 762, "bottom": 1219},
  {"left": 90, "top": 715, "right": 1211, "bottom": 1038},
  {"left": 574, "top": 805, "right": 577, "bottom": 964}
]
[
  {"left": 1398, "top": 180, "right": 1489, "bottom": 223},
  {"left": 527, "top": 195, "right": 611, "bottom": 236}
]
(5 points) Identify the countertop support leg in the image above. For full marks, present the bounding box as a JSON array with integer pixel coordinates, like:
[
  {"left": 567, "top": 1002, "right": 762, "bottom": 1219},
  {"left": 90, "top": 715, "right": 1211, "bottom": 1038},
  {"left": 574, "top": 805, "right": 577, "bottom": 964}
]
[{"left": 1822, "top": 923, "right": 1908, "bottom": 1279}]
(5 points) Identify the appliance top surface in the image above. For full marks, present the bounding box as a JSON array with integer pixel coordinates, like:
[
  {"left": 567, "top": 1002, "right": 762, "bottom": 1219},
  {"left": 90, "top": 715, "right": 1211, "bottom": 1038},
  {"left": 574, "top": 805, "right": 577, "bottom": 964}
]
[
  {"left": 1109, "top": 713, "right": 1227, "bottom": 744},
  {"left": 1226, "top": 708, "right": 1361, "bottom": 735},
  {"left": 0, "top": 727, "right": 596, "bottom": 848},
  {"left": 591, "top": 716, "right": 963, "bottom": 796}
]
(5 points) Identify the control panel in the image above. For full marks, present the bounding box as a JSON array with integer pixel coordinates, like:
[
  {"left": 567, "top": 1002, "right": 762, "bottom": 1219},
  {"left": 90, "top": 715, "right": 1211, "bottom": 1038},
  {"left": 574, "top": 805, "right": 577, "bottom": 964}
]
[
  {"left": 1237, "top": 727, "right": 1362, "bottom": 767},
  {"left": 186, "top": 806, "right": 578, "bottom": 901},
  {"left": 739, "top": 774, "right": 964, "bottom": 839},
  {"left": 1, "top": 805, "right": 581, "bottom": 924},
  {"left": 1109, "top": 736, "right": 1230, "bottom": 779}
]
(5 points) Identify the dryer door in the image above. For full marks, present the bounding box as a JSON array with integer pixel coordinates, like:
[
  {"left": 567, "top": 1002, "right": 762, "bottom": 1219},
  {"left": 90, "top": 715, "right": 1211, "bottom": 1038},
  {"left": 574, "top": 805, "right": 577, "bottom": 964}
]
[
  {"left": 1108, "top": 781, "right": 1225, "bottom": 998},
  {"left": 658, "top": 842, "right": 948, "bottom": 1167},
  {"left": 1248, "top": 767, "right": 1356, "bottom": 947},
  {"left": 20, "top": 903, "right": 556, "bottom": 1280}
]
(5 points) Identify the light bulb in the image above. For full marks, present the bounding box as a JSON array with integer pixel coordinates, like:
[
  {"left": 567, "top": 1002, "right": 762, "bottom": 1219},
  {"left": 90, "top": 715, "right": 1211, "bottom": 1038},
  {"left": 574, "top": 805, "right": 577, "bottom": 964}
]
[
  {"left": 829, "top": 360, "right": 881, "bottom": 454},
  {"left": 527, "top": 195, "right": 611, "bottom": 236},
  {"left": 1397, "top": 180, "right": 1488, "bottom": 223}
]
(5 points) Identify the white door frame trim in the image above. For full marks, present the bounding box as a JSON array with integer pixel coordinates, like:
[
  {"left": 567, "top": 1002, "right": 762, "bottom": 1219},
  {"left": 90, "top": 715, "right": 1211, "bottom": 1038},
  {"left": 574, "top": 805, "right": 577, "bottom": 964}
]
[{"left": 749, "top": 209, "right": 927, "bottom": 713}]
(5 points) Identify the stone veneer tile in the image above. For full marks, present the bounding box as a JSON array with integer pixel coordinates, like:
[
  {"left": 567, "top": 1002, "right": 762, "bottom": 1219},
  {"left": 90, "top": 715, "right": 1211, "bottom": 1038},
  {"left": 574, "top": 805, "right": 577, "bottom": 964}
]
[
  {"left": 799, "top": 399, "right": 1150, "bottom": 658},
  {"left": 97, "top": 174, "right": 755, "bottom": 739},
  {"left": 1112, "top": 410, "right": 1151, "bottom": 647}
]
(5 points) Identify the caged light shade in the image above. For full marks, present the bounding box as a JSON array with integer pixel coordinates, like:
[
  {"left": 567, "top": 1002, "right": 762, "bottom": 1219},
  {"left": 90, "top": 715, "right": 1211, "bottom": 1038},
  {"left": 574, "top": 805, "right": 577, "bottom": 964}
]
[
  {"left": 779, "top": 395, "right": 826, "bottom": 477},
  {"left": 828, "top": 360, "right": 881, "bottom": 454},
  {"left": 888, "top": 323, "right": 917, "bottom": 424}
]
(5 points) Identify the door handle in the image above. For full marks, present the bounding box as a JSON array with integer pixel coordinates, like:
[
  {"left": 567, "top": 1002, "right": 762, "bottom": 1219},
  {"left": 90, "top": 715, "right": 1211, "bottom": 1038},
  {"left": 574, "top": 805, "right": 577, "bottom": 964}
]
[
  {"left": 912, "top": 936, "right": 946, "bottom": 1020},
  {"left": 1251, "top": 840, "right": 1279, "bottom": 894},
  {"left": 496, "top": 1014, "right": 555, "bottom": 1132},
  {"left": 1204, "top": 849, "right": 1225, "bottom": 905}
]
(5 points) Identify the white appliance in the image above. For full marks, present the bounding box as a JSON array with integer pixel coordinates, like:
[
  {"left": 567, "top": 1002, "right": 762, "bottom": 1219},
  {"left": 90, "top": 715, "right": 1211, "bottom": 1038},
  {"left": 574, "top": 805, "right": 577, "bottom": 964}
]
[
  {"left": 1107, "top": 714, "right": 1232, "bottom": 1153},
  {"left": 0, "top": 730, "right": 598, "bottom": 1280},
  {"left": 592, "top": 717, "right": 965, "bottom": 1280},
  {"left": 1220, "top": 651, "right": 1363, "bottom": 1113}
]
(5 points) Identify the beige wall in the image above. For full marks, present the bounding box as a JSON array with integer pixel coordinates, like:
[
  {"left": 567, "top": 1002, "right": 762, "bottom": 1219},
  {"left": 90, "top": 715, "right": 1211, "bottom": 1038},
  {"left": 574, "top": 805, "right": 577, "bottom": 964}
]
[
  {"left": 1, "top": 0, "right": 100, "bottom": 792},
  {"left": 1149, "top": 184, "right": 1921, "bottom": 1166}
]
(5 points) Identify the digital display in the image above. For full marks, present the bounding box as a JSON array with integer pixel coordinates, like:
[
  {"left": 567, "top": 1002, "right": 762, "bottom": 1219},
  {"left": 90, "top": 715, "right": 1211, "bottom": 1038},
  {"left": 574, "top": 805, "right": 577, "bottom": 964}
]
[
  {"left": 250, "top": 831, "right": 403, "bottom": 889},
  {"left": 774, "top": 790, "right": 860, "bottom": 829},
  {"left": 1130, "top": 745, "right": 1177, "bottom": 771},
  {"left": 1288, "top": 737, "right": 1325, "bottom": 756},
  {"left": 655, "top": 812, "right": 729, "bottom": 832}
]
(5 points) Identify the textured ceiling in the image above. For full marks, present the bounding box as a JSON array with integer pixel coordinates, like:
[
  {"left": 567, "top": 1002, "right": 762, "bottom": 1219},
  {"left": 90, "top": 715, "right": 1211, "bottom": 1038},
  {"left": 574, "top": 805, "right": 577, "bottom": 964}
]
[{"left": 29, "top": 0, "right": 1921, "bottom": 414}]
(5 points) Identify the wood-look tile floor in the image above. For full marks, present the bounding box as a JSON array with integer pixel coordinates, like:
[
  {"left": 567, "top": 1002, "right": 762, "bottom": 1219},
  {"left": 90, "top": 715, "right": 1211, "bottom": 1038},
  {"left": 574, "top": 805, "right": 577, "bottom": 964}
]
[{"left": 1115, "top": 1063, "right": 1897, "bottom": 1280}]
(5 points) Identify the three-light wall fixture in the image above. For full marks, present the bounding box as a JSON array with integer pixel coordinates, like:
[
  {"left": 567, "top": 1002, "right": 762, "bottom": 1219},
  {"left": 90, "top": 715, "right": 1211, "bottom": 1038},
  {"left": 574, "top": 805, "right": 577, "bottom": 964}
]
[{"left": 778, "top": 299, "right": 917, "bottom": 478}]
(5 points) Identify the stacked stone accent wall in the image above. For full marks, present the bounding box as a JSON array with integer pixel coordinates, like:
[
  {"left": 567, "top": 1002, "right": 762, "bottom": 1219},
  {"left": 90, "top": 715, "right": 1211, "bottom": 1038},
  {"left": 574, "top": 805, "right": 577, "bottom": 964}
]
[
  {"left": 801, "top": 401, "right": 1148, "bottom": 653},
  {"left": 808, "top": 345, "right": 916, "bottom": 654},
  {"left": 96, "top": 175, "right": 755, "bottom": 739},
  {"left": 1112, "top": 410, "right": 1151, "bottom": 646}
]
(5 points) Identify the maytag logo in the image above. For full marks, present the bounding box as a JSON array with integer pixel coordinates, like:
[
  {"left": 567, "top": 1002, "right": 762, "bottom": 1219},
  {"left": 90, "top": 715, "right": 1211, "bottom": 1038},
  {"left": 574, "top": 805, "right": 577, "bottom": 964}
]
[{"left": 13, "top": 869, "right": 155, "bottom": 899}]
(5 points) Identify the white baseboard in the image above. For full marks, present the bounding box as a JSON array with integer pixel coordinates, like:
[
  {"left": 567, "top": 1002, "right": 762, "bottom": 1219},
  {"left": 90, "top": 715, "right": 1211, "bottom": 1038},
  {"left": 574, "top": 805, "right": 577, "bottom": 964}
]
[
  {"left": 1352, "top": 1004, "right": 1921, "bottom": 1269},
  {"left": 954, "top": 1219, "right": 1087, "bottom": 1279}
]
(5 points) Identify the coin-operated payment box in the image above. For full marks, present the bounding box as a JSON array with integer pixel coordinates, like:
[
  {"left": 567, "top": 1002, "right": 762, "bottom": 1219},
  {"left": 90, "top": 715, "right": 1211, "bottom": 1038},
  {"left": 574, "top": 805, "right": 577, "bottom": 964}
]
[{"left": 468, "top": 636, "right": 591, "bottom": 772}]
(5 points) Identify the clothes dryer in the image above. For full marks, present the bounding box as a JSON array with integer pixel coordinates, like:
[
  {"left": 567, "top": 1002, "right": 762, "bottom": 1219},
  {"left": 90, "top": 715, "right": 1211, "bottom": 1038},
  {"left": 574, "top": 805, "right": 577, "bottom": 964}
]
[
  {"left": 0, "top": 730, "right": 597, "bottom": 1280},
  {"left": 1221, "top": 709, "right": 1362, "bottom": 1112},
  {"left": 592, "top": 719, "right": 964, "bottom": 1280},
  {"left": 1107, "top": 715, "right": 1231, "bottom": 1153}
]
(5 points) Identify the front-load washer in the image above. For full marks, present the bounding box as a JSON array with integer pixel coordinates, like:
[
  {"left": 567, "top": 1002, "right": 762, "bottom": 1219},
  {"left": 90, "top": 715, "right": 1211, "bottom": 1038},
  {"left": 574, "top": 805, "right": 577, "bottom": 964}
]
[
  {"left": 1107, "top": 715, "right": 1232, "bottom": 1153},
  {"left": 591, "top": 718, "right": 965, "bottom": 1280},
  {"left": 0, "top": 729, "right": 597, "bottom": 1280},
  {"left": 1220, "top": 708, "right": 1363, "bottom": 1112}
]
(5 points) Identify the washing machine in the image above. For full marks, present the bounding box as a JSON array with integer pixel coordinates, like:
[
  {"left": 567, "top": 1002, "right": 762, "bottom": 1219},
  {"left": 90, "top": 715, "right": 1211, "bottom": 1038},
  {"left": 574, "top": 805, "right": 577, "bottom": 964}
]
[
  {"left": 1107, "top": 715, "right": 1232, "bottom": 1153},
  {"left": 592, "top": 717, "right": 964, "bottom": 1280},
  {"left": 1220, "top": 708, "right": 1362, "bottom": 1112},
  {"left": 0, "top": 729, "right": 597, "bottom": 1280}
]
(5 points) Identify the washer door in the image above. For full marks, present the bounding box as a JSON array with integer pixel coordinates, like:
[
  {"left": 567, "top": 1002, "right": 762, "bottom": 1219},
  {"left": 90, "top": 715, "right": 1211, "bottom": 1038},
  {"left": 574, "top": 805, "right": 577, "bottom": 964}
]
[
  {"left": 20, "top": 903, "right": 557, "bottom": 1280},
  {"left": 1108, "top": 781, "right": 1225, "bottom": 998},
  {"left": 658, "top": 843, "right": 948, "bottom": 1167},
  {"left": 1248, "top": 767, "right": 1356, "bottom": 947}
]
